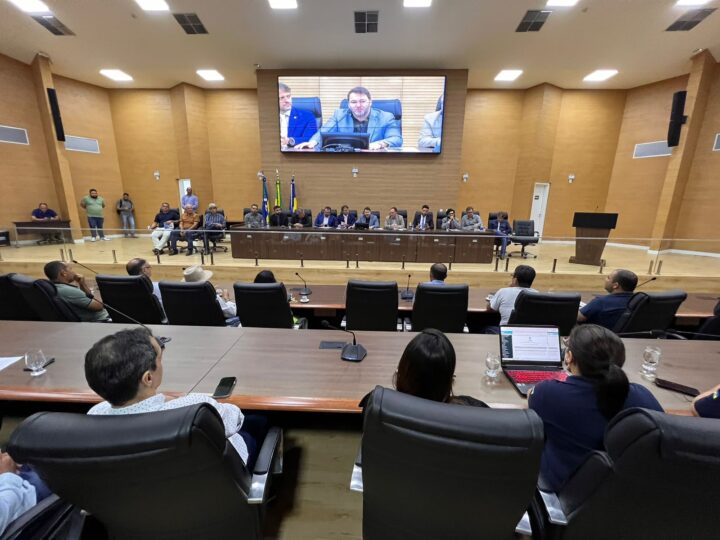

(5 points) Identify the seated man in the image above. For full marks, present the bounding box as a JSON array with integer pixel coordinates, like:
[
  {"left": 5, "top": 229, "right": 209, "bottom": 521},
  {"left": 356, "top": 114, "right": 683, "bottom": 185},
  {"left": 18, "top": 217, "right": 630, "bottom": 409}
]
[
  {"left": 126, "top": 258, "right": 163, "bottom": 306},
  {"left": 426, "top": 263, "right": 447, "bottom": 285},
  {"left": 314, "top": 207, "right": 338, "bottom": 228},
  {"left": 244, "top": 204, "right": 265, "bottom": 229},
  {"left": 488, "top": 210, "right": 513, "bottom": 259},
  {"left": 412, "top": 205, "right": 434, "bottom": 231},
  {"left": 278, "top": 82, "right": 318, "bottom": 148},
  {"left": 356, "top": 207, "right": 380, "bottom": 229},
  {"left": 85, "top": 327, "right": 265, "bottom": 467},
  {"left": 577, "top": 269, "right": 637, "bottom": 330},
  {"left": 291, "top": 208, "right": 312, "bottom": 228},
  {"left": 269, "top": 205, "right": 287, "bottom": 227},
  {"left": 441, "top": 208, "right": 461, "bottom": 230},
  {"left": 461, "top": 206, "right": 483, "bottom": 231},
  {"left": 337, "top": 205, "right": 356, "bottom": 229},
  {"left": 417, "top": 96, "right": 443, "bottom": 151},
  {"left": 0, "top": 453, "right": 38, "bottom": 536},
  {"left": 486, "top": 265, "right": 538, "bottom": 331},
  {"left": 202, "top": 203, "right": 226, "bottom": 252},
  {"left": 31, "top": 202, "right": 62, "bottom": 244},
  {"left": 182, "top": 265, "right": 239, "bottom": 326},
  {"left": 169, "top": 204, "right": 200, "bottom": 256},
  {"left": 384, "top": 207, "right": 405, "bottom": 230},
  {"left": 148, "top": 203, "right": 179, "bottom": 255},
  {"left": 44, "top": 261, "right": 110, "bottom": 322}
]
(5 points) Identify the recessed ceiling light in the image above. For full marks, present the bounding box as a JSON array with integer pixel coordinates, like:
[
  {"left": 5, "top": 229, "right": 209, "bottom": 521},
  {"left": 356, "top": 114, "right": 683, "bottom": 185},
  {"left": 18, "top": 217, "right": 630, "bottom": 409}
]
[
  {"left": 495, "top": 69, "right": 523, "bottom": 82},
  {"left": 583, "top": 69, "right": 618, "bottom": 82},
  {"left": 134, "top": 0, "right": 170, "bottom": 10},
  {"left": 546, "top": 0, "right": 579, "bottom": 6},
  {"left": 7, "top": 0, "right": 50, "bottom": 13},
  {"left": 404, "top": 0, "right": 432, "bottom": 7},
  {"left": 197, "top": 69, "right": 224, "bottom": 81},
  {"left": 268, "top": 0, "right": 297, "bottom": 9},
  {"left": 99, "top": 69, "right": 133, "bottom": 82},
  {"left": 675, "top": 0, "right": 710, "bottom": 6}
]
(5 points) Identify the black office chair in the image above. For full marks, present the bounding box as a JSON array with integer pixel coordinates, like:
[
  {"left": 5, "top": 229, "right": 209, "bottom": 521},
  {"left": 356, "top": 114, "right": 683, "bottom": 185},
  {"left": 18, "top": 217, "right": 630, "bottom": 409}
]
[
  {"left": 352, "top": 387, "right": 544, "bottom": 539},
  {"left": 7, "top": 404, "right": 283, "bottom": 540},
  {"left": 346, "top": 280, "right": 398, "bottom": 331},
  {"left": 695, "top": 304, "right": 720, "bottom": 339},
  {"left": 233, "top": 282, "right": 307, "bottom": 329},
  {"left": 0, "top": 273, "right": 39, "bottom": 321},
  {"left": 508, "top": 290, "right": 581, "bottom": 336},
  {"left": 436, "top": 209, "right": 446, "bottom": 224},
  {"left": 0, "top": 494, "right": 76, "bottom": 540},
  {"left": 535, "top": 408, "right": 720, "bottom": 540},
  {"left": 488, "top": 212, "right": 498, "bottom": 224},
  {"left": 10, "top": 275, "right": 81, "bottom": 322},
  {"left": 159, "top": 281, "right": 227, "bottom": 326},
  {"left": 509, "top": 220, "right": 540, "bottom": 259},
  {"left": 410, "top": 283, "right": 468, "bottom": 333},
  {"left": 612, "top": 290, "right": 687, "bottom": 338},
  {"left": 397, "top": 209, "right": 408, "bottom": 222},
  {"left": 95, "top": 274, "right": 165, "bottom": 324},
  {"left": 291, "top": 96, "right": 323, "bottom": 128},
  {"left": 370, "top": 210, "right": 381, "bottom": 221}
]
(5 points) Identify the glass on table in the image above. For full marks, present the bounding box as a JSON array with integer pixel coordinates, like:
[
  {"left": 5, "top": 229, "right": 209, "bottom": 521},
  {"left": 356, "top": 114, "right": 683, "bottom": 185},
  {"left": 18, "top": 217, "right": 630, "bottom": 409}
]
[
  {"left": 485, "top": 352, "right": 501, "bottom": 380},
  {"left": 641, "top": 346, "right": 661, "bottom": 381},
  {"left": 25, "top": 349, "right": 47, "bottom": 377}
]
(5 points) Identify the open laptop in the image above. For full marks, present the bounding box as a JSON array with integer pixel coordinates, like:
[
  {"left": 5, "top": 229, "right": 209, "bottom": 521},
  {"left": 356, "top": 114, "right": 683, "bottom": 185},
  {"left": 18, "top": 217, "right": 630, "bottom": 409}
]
[{"left": 499, "top": 325, "right": 567, "bottom": 397}]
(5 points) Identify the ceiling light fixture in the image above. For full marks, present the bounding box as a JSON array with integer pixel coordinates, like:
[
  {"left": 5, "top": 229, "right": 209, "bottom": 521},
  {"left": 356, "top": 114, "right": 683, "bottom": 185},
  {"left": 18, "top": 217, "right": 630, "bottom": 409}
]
[
  {"left": 268, "top": 0, "right": 298, "bottom": 9},
  {"left": 196, "top": 69, "right": 224, "bottom": 81},
  {"left": 546, "top": 0, "right": 579, "bottom": 6},
  {"left": 99, "top": 69, "right": 133, "bottom": 82},
  {"left": 7, "top": 0, "right": 50, "bottom": 13},
  {"left": 583, "top": 69, "right": 618, "bottom": 82},
  {"left": 495, "top": 69, "right": 523, "bottom": 82},
  {"left": 134, "top": 0, "right": 169, "bottom": 10},
  {"left": 675, "top": 0, "right": 710, "bottom": 6},
  {"left": 404, "top": 0, "right": 432, "bottom": 7}
]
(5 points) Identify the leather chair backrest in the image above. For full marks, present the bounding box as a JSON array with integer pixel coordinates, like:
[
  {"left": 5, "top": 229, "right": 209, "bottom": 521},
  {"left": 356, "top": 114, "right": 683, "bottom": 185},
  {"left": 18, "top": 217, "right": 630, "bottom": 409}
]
[
  {"left": 361, "top": 386, "right": 544, "bottom": 539},
  {"left": 346, "top": 280, "right": 398, "bottom": 331},
  {"left": 436, "top": 210, "right": 446, "bottom": 223},
  {"left": 396, "top": 209, "right": 408, "bottom": 220},
  {"left": 291, "top": 96, "right": 323, "bottom": 128},
  {"left": 95, "top": 274, "right": 165, "bottom": 324},
  {"left": 612, "top": 290, "right": 687, "bottom": 335},
  {"left": 557, "top": 408, "right": 720, "bottom": 539},
  {"left": 695, "top": 315, "right": 720, "bottom": 340},
  {"left": 234, "top": 282, "right": 294, "bottom": 328},
  {"left": 339, "top": 98, "right": 402, "bottom": 121},
  {"left": 349, "top": 210, "right": 358, "bottom": 218},
  {"left": 159, "top": 281, "right": 226, "bottom": 326},
  {"left": 0, "top": 273, "right": 39, "bottom": 321},
  {"left": 371, "top": 210, "right": 380, "bottom": 220},
  {"left": 513, "top": 220, "right": 536, "bottom": 237},
  {"left": 412, "top": 283, "right": 468, "bottom": 333},
  {"left": 11, "top": 275, "right": 80, "bottom": 322},
  {"left": 8, "top": 404, "right": 261, "bottom": 540},
  {"left": 488, "top": 212, "right": 498, "bottom": 223},
  {"left": 508, "top": 290, "right": 580, "bottom": 336}
]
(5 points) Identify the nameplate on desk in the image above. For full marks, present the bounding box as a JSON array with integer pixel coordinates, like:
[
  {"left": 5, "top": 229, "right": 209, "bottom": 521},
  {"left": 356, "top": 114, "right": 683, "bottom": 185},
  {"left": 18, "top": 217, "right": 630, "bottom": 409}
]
[
  {"left": 395, "top": 237, "right": 400, "bottom": 241},
  {"left": 472, "top": 239, "right": 478, "bottom": 243},
  {"left": 283, "top": 235, "right": 290, "bottom": 240},
  {"left": 358, "top": 237, "right": 364, "bottom": 241},
  {"left": 320, "top": 236, "right": 326, "bottom": 240},
  {"left": 246, "top": 235, "right": 253, "bottom": 239},
  {"left": 434, "top": 238, "right": 439, "bottom": 243}
]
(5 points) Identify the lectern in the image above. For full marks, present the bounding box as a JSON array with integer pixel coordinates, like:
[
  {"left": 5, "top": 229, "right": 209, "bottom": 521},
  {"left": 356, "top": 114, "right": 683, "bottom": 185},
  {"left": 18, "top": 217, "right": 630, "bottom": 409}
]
[{"left": 569, "top": 212, "right": 618, "bottom": 266}]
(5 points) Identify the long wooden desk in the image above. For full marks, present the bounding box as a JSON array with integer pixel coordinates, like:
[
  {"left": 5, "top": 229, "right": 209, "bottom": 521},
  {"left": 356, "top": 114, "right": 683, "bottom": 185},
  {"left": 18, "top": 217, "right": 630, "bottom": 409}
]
[
  {"left": 13, "top": 220, "right": 72, "bottom": 246},
  {"left": 0, "top": 322, "right": 717, "bottom": 415},
  {"left": 229, "top": 228, "right": 496, "bottom": 263}
]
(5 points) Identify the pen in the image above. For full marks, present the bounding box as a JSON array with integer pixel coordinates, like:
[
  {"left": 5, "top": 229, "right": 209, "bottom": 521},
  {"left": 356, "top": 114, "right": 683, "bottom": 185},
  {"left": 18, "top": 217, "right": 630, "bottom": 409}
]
[{"left": 23, "top": 357, "right": 55, "bottom": 372}]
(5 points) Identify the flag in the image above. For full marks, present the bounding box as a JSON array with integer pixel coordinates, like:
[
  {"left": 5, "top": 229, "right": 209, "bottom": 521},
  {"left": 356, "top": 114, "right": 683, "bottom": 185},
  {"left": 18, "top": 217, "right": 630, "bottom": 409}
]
[
  {"left": 274, "top": 170, "right": 282, "bottom": 209},
  {"left": 261, "top": 176, "right": 269, "bottom": 225},
  {"left": 289, "top": 175, "right": 298, "bottom": 213}
]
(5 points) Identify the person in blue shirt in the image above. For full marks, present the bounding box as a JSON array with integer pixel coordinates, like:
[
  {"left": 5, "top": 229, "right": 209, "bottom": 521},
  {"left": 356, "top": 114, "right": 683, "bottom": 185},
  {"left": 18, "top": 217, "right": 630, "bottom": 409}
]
[
  {"left": 31, "top": 202, "right": 62, "bottom": 244},
  {"left": 314, "top": 206, "right": 338, "bottom": 228},
  {"left": 488, "top": 210, "right": 513, "bottom": 259},
  {"left": 692, "top": 383, "right": 720, "bottom": 418},
  {"left": 356, "top": 207, "right": 380, "bottom": 229},
  {"left": 337, "top": 205, "right": 356, "bottom": 229},
  {"left": 181, "top": 187, "right": 198, "bottom": 212},
  {"left": 528, "top": 324, "right": 663, "bottom": 492},
  {"left": 278, "top": 83, "right": 318, "bottom": 148},
  {"left": 426, "top": 263, "right": 447, "bottom": 286},
  {"left": 577, "top": 269, "right": 637, "bottom": 331}
]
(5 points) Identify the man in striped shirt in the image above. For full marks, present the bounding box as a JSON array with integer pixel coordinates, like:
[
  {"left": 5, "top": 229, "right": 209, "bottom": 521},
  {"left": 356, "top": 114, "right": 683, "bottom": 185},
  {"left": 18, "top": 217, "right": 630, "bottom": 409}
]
[{"left": 203, "top": 203, "right": 226, "bottom": 253}]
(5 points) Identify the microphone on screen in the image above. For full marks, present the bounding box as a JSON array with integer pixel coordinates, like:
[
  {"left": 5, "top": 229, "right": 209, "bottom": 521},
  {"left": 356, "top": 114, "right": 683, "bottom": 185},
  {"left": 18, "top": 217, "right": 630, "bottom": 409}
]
[
  {"left": 321, "top": 320, "right": 367, "bottom": 362},
  {"left": 635, "top": 277, "right": 657, "bottom": 289},
  {"left": 400, "top": 273, "right": 414, "bottom": 301},
  {"left": 295, "top": 272, "right": 312, "bottom": 296}
]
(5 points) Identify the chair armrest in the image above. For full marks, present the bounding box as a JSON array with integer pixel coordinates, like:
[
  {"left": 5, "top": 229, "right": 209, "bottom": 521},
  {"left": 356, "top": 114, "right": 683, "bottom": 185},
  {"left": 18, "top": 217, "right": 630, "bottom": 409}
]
[
  {"left": 1, "top": 495, "right": 79, "bottom": 540},
  {"left": 515, "top": 512, "right": 532, "bottom": 536},
  {"left": 538, "top": 490, "right": 568, "bottom": 526},
  {"left": 403, "top": 317, "right": 412, "bottom": 332},
  {"left": 248, "top": 426, "right": 283, "bottom": 504},
  {"left": 556, "top": 450, "right": 613, "bottom": 517},
  {"left": 349, "top": 447, "right": 363, "bottom": 492}
]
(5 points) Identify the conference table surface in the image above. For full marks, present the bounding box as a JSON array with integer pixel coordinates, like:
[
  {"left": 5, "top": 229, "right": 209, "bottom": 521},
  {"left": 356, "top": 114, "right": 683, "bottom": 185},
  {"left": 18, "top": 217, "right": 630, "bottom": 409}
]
[{"left": 0, "top": 322, "right": 717, "bottom": 415}]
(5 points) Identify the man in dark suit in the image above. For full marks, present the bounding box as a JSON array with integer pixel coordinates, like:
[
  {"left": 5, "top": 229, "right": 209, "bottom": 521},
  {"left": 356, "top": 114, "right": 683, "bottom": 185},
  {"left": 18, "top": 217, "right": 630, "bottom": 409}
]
[
  {"left": 279, "top": 83, "right": 318, "bottom": 148},
  {"left": 488, "top": 210, "right": 513, "bottom": 259},
  {"left": 412, "top": 205, "right": 434, "bottom": 231},
  {"left": 314, "top": 206, "right": 338, "bottom": 228},
  {"left": 337, "top": 205, "right": 356, "bottom": 229},
  {"left": 269, "top": 206, "right": 287, "bottom": 227}
]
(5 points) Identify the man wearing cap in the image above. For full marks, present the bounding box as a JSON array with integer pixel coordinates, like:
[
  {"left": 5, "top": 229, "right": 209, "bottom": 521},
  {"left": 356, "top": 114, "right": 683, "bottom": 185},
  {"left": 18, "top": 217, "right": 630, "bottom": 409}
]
[{"left": 182, "top": 265, "right": 240, "bottom": 326}]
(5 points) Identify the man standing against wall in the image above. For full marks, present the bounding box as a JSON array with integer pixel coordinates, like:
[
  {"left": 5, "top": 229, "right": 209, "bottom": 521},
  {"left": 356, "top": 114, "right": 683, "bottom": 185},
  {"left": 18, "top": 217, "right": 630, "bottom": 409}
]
[
  {"left": 181, "top": 187, "right": 199, "bottom": 212},
  {"left": 116, "top": 193, "right": 137, "bottom": 238},
  {"left": 80, "top": 189, "right": 108, "bottom": 242}
]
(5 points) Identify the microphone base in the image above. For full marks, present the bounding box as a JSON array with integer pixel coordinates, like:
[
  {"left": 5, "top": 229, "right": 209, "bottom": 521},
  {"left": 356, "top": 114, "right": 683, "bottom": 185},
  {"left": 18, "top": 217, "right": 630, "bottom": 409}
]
[
  {"left": 400, "top": 290, "right": 414, "bottom": 301},
  {"left": 341, "top": 343, "right": 367, "bottom": 362},
  {"left": 299, "top": 288, "right": 312, "bottom": 296}
]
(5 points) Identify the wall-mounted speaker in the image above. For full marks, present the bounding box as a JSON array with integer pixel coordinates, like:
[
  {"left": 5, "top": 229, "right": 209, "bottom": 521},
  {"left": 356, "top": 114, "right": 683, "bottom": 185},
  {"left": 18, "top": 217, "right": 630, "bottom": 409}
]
[
  {"left": 46, "top": 88, "right": 65, "bottom": 142},
  {"left": 667, "top": 90, "right": 687, "bottom": 148}
]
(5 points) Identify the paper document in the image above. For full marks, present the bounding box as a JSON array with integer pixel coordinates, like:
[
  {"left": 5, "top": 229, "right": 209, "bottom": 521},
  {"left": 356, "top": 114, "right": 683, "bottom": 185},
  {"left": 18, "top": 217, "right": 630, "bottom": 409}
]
[{"left": 0, "top": 356, "right": 23, "bottom": 371}]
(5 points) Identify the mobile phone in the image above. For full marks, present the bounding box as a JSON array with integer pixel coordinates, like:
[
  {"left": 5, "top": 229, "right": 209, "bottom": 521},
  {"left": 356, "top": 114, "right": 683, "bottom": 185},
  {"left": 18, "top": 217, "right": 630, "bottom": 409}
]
[
  {"left": 212, "top": 376, "right": 237, "bottom": 399},
  {"left": 654, "top": 378, "right": 699, "bottom": 397}
]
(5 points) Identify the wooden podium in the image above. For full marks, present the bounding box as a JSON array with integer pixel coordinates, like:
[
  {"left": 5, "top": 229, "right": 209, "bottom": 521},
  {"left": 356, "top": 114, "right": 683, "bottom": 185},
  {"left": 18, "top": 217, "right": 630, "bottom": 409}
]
[{"left": 569, "top": 212, "right": 618, "bottom": 266}]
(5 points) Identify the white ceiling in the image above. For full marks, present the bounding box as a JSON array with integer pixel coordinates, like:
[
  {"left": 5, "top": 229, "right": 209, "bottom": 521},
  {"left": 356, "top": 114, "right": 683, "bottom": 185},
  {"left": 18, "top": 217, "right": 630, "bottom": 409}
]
[{"left": 0, "top": 0, "right": 718, "bottom": 90}]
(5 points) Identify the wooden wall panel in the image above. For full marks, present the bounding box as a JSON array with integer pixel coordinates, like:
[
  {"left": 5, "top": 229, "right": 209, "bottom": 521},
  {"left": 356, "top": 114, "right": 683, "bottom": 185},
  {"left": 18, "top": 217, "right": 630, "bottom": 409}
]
[
  {"left": 0, "top": 54, "right": 57, "bottom": 229},
  {"left": 257, "top": 69, "right": 467, "bottom": 216}
]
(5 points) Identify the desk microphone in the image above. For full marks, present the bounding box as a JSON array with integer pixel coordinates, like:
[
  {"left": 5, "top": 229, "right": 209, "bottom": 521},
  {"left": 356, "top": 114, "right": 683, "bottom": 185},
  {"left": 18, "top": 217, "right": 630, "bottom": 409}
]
[
  {"left": 636, "top": 277, "right": 657, "bottom": 289},
  {"left": 400, "top": 273, "right": 414, "bottom": 301},
  {"left": 295, "top": 272, "right": 312, "bottom": 296},
  {"left": 321, "top": 320, "right": 367, "bottom": 362}
]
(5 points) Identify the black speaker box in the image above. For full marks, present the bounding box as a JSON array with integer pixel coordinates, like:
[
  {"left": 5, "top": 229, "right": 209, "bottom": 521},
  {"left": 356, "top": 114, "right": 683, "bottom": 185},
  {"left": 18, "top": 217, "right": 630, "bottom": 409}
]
[{"left": 46, "top": 88, "right": 66, "bottom": 142}]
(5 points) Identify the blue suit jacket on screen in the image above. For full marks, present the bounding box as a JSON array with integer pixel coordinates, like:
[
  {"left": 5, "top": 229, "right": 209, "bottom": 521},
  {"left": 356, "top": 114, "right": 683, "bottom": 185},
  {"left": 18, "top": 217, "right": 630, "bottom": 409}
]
[
  {"left": 287, "top": 107, "right": 318, "bottom": 145},
  {"left": 310, "top": 108, "right": 403, "bottom": 147}
]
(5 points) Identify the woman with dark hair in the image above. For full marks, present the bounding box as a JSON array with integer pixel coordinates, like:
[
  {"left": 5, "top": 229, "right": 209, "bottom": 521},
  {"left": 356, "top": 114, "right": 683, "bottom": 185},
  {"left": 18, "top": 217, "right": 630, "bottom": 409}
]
[
  {"left": 394, "top": 329, "right": 486, "bottom": 407},
  {"left": 529, "top": 324, "right": 663, "bottom": 491},
  {"left": 254, "top": 270, "right": 276, "bottom": 283}
]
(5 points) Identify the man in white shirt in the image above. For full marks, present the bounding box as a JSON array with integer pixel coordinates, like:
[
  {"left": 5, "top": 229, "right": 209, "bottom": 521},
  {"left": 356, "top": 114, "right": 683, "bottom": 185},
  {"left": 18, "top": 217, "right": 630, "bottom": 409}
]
[
  {"left": 486, "top": 265, "right": 537, "bottom": 331},
  {"left": 126, "top": 258, "right": 163, "bottom": 307}
]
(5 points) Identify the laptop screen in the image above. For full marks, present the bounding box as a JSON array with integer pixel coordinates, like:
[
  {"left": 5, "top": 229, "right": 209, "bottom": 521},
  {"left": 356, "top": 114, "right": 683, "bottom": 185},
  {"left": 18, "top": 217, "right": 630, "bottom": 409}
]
[{"left": 500, "top": 326, "right": 562, "bottom": 365}]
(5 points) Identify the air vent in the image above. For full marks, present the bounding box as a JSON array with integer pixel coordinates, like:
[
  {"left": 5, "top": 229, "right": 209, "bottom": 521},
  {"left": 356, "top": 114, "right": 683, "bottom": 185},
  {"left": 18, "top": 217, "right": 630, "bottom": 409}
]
[
  {"left": 633, "top": 141, "right": 672, "bottom": 159},
  {"left": 31, "top": 14, "right": 75, "bottom": 36},
  {"left": 173, "top": 13, "right": 208, "bottom": 34},
  {"left": 0, "top": 125, "right": 29, "bottom": 145},
  {"left": 666, "top": 8, "right": 715, "bottom": 31},
  {"left": 355, "top": 11, "right": 379, "bottom": 33},
  {"left": 714, "top": 133, "right": 720, "bottom": 152},
  {"left": 64, "top": 135, "right": 100, "bottom": 154},
  {"left": 516, "top": 10, "right": 551, "bottom": 32}
]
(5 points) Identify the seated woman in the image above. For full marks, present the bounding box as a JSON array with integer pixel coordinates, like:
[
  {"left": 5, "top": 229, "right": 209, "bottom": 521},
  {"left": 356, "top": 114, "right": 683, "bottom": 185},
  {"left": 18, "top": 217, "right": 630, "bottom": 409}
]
[
  {"left": 529, "top": 324, "right": 663, "bottom": 492},
  {"left": 393, "top": 329, "right": 487, "bottom": 407}
]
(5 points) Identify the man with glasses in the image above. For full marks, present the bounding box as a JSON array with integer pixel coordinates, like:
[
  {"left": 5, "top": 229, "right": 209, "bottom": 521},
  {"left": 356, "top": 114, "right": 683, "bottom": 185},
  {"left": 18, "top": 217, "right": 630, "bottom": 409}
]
[
  {"left": 441, "top": 208, "right": 461, "bottom": 230},
  {"left": 126, "top": 257, "right": 163, "bottom": 307}
]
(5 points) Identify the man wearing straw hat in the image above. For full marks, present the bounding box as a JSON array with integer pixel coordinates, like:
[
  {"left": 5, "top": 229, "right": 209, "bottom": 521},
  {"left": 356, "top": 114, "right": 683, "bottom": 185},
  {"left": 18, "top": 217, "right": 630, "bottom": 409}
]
[{"left": 182, "top": 265, "right": 240, "bottom": 326}]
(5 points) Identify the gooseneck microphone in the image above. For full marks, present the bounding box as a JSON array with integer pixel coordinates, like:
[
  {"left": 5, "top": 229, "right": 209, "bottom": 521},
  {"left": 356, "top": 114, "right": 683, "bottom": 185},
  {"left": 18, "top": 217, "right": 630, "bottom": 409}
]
[
  {"left": 635, "top": 277, "right": 657, "bottom": 289},
  {"left": 295, "top": 272, "right": 312, "bottom": 296},
  {"left": 321, "top": 320, "right": 367, "bottom": 362},
  {"left": 400, "top": 273, "right": 414, "bottom": 301}
]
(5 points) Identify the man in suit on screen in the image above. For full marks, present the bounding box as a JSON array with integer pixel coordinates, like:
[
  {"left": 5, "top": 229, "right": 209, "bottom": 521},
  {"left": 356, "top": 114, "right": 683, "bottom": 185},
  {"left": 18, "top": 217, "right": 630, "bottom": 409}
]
[
  {"left": 279, "top": 83, "right": 318, "bottom": 148},
  {"left": 296, "top": 86, "right": 402, "bottom": 151},
  {"left": 418, "top": 95, "right": 443, "bottom": 151}
]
